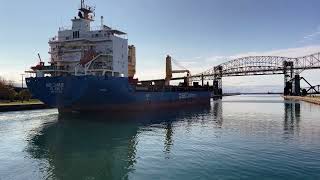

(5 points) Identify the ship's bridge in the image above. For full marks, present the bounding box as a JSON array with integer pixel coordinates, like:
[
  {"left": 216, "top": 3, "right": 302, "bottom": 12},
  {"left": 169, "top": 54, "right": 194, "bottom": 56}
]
[
  {"left": 49, "top": 25, "right": 127, "bottom": 43},
  {"left": 29, "top": 0, "right": 130, "bottom": 78}
]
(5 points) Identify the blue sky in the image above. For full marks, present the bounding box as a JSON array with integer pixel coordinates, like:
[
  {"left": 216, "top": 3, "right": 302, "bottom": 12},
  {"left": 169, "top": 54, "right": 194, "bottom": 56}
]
[{"left": 1, "top": 0, "right": 320, "bottom": 89}]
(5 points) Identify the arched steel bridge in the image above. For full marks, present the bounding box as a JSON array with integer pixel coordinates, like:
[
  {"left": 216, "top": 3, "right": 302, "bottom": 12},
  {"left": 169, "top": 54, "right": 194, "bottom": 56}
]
[
  {"left": 188, "top": 52, "right": 320, "bottom": 81},
  {"left": 171, "top": 52, "right": 320, "bottom": 96}
]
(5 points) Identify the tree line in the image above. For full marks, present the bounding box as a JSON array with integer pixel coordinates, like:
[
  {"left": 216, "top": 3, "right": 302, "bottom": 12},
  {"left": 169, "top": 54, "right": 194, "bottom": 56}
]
[{"left": 0, "top": 77, "right": 31, "bottom": 102}]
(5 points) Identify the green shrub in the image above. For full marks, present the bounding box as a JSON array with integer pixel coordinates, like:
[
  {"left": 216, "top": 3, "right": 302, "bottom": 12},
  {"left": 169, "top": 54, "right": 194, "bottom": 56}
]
[{"left": 19, "top": 89, "right": 32, "bottom": 102}]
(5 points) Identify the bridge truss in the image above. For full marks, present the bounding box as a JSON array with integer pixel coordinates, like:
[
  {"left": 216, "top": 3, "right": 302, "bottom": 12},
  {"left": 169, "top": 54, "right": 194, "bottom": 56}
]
[
  {"left": 187, "top": 52, "right": 320, "bottom": 96},
  {"left": 191, "top": 52, "right": 320, "bottom": 80}
]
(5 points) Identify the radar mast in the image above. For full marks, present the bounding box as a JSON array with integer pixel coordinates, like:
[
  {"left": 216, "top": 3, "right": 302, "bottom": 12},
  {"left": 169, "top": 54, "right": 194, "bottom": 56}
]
[{"left": 78, "top": 0, "right": 95, "bottom": 21}]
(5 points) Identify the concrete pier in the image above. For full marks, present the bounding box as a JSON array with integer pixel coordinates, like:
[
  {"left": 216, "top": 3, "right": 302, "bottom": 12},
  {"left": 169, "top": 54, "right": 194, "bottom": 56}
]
[{"left": 284, "top": 96, "right": 320, "bottom": 105}]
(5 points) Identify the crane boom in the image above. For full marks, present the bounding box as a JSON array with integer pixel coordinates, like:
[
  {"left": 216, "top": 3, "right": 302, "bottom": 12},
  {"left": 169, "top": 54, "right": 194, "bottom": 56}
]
[{"left": 37, "top": 53, "right": 42, "bottom": 63}]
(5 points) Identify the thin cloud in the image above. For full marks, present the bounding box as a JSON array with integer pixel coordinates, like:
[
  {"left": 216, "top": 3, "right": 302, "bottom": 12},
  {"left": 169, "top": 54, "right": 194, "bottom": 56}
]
[
  {"left": 229, "top": 45, "right": 320, "bottom": 58},
  {"left": 299, "top": 25, "right": 320, "bottom": 43}
]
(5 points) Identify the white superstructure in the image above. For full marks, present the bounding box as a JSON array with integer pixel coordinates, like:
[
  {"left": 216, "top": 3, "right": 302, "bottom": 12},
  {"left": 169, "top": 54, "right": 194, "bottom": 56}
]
[{"left": 31, "top": 0, "right": 135, "bottom": 78}]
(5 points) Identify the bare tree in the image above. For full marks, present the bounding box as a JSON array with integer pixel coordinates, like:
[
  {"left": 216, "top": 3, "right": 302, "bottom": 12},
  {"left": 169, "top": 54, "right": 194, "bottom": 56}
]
[{"left": 0, "top": 76, "right": 17, "bottom": 101}]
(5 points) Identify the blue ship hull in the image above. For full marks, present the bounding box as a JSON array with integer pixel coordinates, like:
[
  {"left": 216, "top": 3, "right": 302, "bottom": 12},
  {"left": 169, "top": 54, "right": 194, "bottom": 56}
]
[{"left": 26, "top": 76, "right": 212, "bottom": 113}]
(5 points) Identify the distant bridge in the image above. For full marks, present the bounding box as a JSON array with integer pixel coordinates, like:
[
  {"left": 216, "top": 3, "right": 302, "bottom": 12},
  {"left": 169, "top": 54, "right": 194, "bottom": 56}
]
[
  {"left": 179, "top": 52, "right": 320, "bottom": 96},
  {"left": 190, "top": 52, "right": 320, "bottom": 79}
]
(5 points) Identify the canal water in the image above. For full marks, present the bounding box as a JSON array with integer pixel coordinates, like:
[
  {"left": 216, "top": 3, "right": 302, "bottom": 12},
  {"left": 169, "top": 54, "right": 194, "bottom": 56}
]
[{"left": 0, "top": 95, "right": 320, "bottom": 180}]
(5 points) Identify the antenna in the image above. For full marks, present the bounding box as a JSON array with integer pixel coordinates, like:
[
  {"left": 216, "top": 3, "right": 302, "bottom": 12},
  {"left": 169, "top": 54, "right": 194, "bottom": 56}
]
[
  {"left": 101, "top": 16, "right": 104, "bottom": 29},
  {"left": 81, "top": 0, "right": 84, "bottom": 8}
]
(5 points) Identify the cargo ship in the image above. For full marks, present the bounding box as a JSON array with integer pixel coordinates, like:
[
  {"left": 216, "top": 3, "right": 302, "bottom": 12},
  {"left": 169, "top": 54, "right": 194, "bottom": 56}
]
[{"left": 26, "top": 0, "right": 214, "bottom": 113}]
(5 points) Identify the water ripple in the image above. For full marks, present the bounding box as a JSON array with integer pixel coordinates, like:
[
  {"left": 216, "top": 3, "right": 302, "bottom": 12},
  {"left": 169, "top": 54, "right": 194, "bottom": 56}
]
[{"left": 1, "top": 96, "right": 320, "bottom": 179}]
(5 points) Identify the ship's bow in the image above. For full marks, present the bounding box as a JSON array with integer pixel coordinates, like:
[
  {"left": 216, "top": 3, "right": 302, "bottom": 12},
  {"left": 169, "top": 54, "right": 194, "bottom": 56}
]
[{"left": 26, "top": 76, "right": 88, "bottom": 108}]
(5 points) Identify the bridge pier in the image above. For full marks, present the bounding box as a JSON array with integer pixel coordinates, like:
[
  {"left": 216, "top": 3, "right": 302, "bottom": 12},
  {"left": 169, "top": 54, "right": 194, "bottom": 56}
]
[
  {"left": 213, "top": 66, "right": 223, "bottom": 96},
  {"left": 283, "top": 61, "right": 294, "bottom": 96},
  {"left": 283, "top": 61, "right": 301, "bottom": 96},
  {"left": 213, "top": 78, "right": 222, "bottom": 96},
  {"left": 293, "top": 75, "right": 301, "bottom": 96}
]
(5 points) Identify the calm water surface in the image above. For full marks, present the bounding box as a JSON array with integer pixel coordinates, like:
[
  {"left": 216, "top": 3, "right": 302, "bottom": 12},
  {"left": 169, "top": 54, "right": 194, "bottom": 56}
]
[{"left": 0, "top": 95, "right": 320, "bottom": 180}]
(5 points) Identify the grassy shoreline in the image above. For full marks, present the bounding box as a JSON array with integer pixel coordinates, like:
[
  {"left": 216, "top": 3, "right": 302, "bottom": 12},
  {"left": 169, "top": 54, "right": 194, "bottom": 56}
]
[
  {"left": 0, "top": 99, "right": 51, "bottom": 112},
  {"left": 0, "top": 99, "right": 44, "bottom": 106}
]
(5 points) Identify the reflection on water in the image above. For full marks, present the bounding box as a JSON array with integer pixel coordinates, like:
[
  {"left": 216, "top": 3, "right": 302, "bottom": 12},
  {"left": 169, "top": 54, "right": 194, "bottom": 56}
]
[
  {"left": 284, "top": 102, "right": 301, "bottom": 135},
  {"left": 164, "top": 122, "right": 174, "bottom": 156},
  {"left": 25, "top": 106, "right": 213, "bottom": 180},
  {"left": 1, "top": 96, "right": 320, "bottom": 180},
  {"left": 213, "top": 99, "right": 223, "bottom": 127},
  {"left": 26, "top": 117, "right": 138, "bottom": 179}
]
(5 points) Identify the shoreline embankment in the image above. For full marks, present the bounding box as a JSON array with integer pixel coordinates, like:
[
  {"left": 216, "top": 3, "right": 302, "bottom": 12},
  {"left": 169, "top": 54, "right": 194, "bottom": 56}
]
[
  {"left": 284, "top": 96, "right": 320, "bottom": 105},
  {"left": 0, "top": 103, "right": 51, "bottom": 112}
]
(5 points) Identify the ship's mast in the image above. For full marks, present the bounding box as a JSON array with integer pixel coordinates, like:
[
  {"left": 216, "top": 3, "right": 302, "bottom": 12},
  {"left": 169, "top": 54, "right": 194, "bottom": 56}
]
[{"left": 78, "top": 0, "right": 95, "bottom": 21}]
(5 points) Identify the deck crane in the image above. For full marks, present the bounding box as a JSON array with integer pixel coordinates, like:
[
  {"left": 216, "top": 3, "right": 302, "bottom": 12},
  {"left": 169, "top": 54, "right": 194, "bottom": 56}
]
[{"left": 165, "top": 55, "right": 191, "bottom": 86}]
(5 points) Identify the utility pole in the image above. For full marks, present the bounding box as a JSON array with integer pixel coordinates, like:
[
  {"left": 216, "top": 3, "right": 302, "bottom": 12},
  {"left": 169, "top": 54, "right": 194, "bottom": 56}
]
[{"left": 20, "top": 74, "right": 25, "bottom": 89}]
